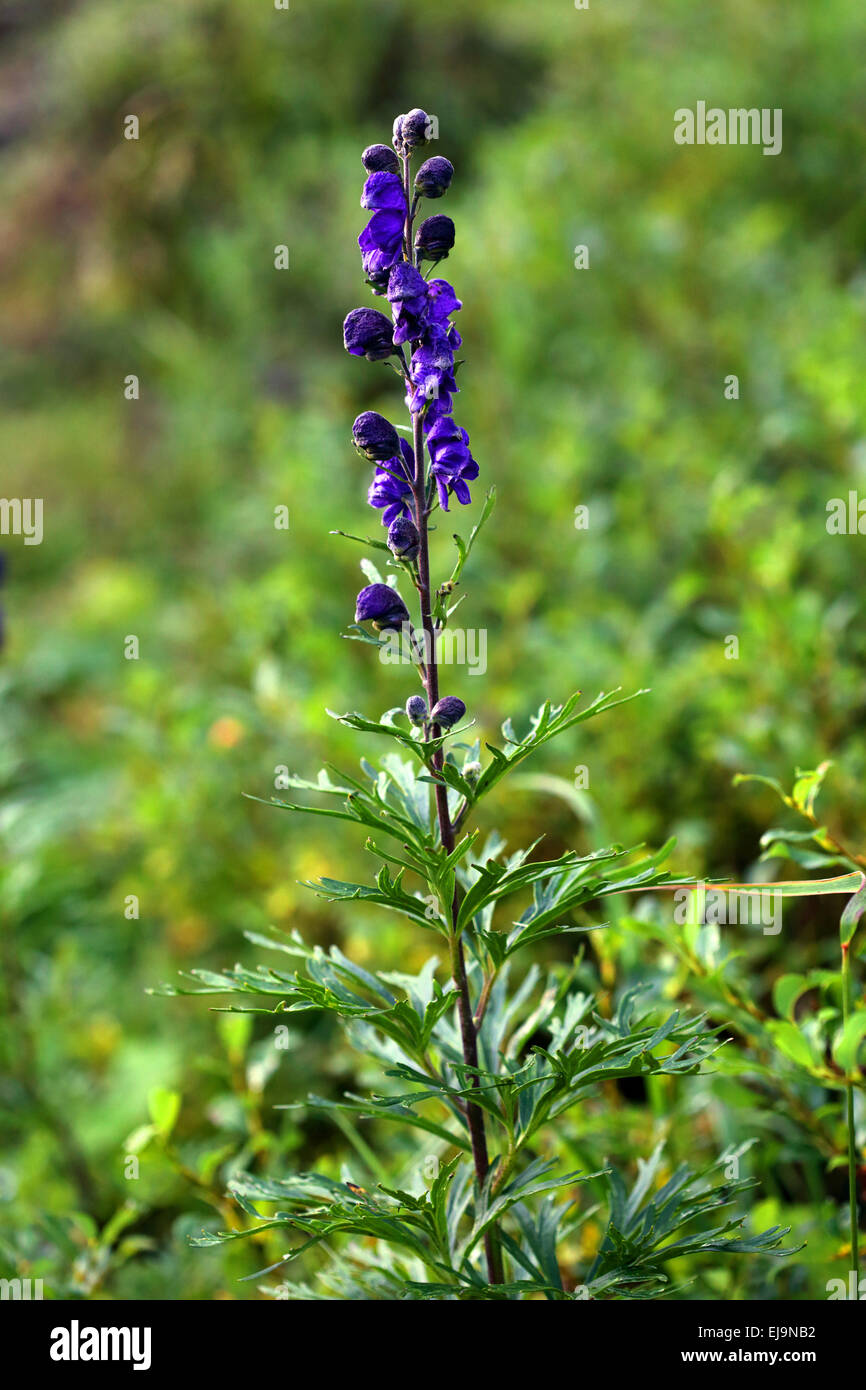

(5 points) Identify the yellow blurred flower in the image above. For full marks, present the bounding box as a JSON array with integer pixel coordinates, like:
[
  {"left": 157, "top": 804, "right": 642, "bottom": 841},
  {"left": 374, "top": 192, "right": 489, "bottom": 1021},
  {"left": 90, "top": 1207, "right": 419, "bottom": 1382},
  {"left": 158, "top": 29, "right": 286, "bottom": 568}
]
[{"left": 208, "top": 716, "right": 246, "bottom": 749}]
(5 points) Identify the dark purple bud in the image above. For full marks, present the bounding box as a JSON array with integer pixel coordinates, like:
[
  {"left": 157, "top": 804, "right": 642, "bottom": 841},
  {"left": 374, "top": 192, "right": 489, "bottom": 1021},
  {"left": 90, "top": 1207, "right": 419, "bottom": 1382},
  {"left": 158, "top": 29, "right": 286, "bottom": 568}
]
[
  {"left": 430, "top": 696, "right": 466, "bottom": 729},
  {"left": 401, "top": 108, "right": 430, "bottom": 149},
  {"left": 363, "top": 143, "right": 401, "bottom": 174},
  {"left": 414, "top": 214, "right": 455, "bottom": 264},
  {"left": 387, "top": 515, "right": 419, "bottom": 561},
  {"left": 414, "top": 156, "right": 453, "bottom": 199},
  {"left": 343, "top": 307, "right": 396, "bottom": 360},
  {"left": 352, "top": 411, "right": 401, "bottom": 463},
  {"left": 354, "top": 583, "right": 409, "bottom": 631},
  {"left": 406, "top": 694, "right": 427, "bottom": 725}
]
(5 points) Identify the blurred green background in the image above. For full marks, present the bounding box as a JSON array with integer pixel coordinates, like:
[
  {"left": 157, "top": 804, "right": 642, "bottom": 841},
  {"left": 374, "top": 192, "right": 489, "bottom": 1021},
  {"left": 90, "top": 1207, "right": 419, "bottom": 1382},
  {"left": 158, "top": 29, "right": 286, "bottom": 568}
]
[{"left": 2, "top": 0, "right": 866, "bottom": 1298}]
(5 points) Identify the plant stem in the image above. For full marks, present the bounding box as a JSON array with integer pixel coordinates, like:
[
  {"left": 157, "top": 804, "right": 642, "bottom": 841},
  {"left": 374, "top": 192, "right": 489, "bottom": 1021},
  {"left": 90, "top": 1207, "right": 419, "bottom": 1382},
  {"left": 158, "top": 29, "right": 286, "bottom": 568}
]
[
  {"left": 400, "top": 153, "right": 502, "bottom": 1280},
  {"left": 841, "top": 941, "right": 861, "bottom": 1284},
  {"left": 409, "top": 408, "right": 503, "bottom": 1286}
]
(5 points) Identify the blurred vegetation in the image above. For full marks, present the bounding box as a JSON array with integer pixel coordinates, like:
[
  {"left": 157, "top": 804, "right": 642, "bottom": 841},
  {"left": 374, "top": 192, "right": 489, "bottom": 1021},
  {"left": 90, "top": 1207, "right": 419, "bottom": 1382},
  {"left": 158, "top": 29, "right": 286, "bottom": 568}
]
[{"left": 1, "top": 0, "right": 865, "bottom": 1298}]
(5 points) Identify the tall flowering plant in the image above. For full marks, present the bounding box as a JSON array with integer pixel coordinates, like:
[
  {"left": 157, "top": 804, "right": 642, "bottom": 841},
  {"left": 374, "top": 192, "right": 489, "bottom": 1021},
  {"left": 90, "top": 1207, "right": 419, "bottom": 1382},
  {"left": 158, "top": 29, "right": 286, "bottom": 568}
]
[{"left": 161, "top": 110, "right": 797, "bottom": 1299}]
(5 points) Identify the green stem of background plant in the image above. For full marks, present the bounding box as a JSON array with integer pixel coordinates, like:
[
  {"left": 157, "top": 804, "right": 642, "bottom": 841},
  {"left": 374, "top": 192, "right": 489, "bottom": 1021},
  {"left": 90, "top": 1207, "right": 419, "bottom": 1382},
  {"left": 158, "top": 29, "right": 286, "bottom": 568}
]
[{"left": 841, "top": 940, "right": 860, "bottom": 1284}]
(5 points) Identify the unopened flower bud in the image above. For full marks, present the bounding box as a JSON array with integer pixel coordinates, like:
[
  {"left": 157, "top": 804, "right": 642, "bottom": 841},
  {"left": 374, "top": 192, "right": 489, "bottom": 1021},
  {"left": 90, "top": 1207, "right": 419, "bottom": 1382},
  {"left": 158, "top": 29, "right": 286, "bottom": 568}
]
[
  {"left": 362, "top": 143, "right": 401, "bottom": 174},
  {"left": 343, "top": 307, "right": 396, "bottom": 360},
  {"left": 414, "top": 214, "right": 455, "bottom": 264},
  {"left": 414, "top": 156, "right": 453, "bottom": 199},
  {"left": 393, "top": 108, "right": 430, "bottom": 154},
  {"left": 430, "top": 696, "right": 466, "bottom": 728},
  {"left": 406, "top": 694, "right": 427, "bottom": 725},
  {"left": 354, "top": 583, "right": 409, "bottom": 631},
  {"left": 387, "top": 515, "right": 419, "bottom": 561},
  {"left": 463, "top": 760, "right": 482, "bottom": 782},
  {"left": 352, "top": 411, "right": 401, "bottom": 463}
]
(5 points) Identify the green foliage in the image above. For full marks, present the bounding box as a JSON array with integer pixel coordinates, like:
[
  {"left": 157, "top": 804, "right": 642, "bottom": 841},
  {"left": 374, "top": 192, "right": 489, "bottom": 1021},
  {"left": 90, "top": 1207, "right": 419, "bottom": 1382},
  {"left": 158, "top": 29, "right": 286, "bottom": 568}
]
[
  {"left": 157, "top": 701, "right": 799, "bottom": 1296},
  {"left": 2, "top": 0, "right": 864, "bottom": 1300}
]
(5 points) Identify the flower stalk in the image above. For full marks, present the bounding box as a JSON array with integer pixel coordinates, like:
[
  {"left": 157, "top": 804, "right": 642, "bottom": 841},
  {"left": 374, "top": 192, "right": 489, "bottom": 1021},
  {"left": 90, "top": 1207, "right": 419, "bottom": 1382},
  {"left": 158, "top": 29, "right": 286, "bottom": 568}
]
[{"left": 347, "top": 107, "right": 501, "bottom": 1283}]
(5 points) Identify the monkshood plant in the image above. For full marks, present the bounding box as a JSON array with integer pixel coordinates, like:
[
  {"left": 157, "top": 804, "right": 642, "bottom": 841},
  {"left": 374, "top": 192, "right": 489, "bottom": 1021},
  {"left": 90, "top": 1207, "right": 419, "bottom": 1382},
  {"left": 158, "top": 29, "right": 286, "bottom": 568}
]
[{"left": 157, "top": 109, "right": 797, "bottom": 1299}]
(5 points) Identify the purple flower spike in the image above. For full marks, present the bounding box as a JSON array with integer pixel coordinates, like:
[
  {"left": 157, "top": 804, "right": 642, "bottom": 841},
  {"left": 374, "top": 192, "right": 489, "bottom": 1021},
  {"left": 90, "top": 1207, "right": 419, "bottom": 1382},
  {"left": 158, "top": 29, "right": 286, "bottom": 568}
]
[
  {"left": 342, "top": 115, "right": 480, "bottom": 695},
  {"left": 387, "top": 262, "right": 429, "bottom": 345},
  {"left": 355, "top": 583, "right": 410, "bottom": 631},
  {"left": 430, "top": 696, "right": 466, "bottom": 729},
  {"left": 343, "top": 307, "right": 396, "bottom": 360}
]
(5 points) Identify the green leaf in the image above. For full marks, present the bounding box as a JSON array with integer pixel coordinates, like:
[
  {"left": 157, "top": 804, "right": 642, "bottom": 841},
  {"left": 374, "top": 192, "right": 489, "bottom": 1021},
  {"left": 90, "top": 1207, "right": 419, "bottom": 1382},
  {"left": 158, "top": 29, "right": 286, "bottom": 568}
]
[
  {"left": 359, "top": 557, "right": 388, "bottom": 586},
  {"left": 301, "top": 868, "right": 445, "bottom": 933},
  {"left": 772, "top": 973, "right": 811, "bottom": 1022},
  {"left": 832, "top": 1013, "right": 866, "bottom": 1074},
  {"left": 732, "top": 772, "right": 790, "bottom": 805},
  {"left": 147, "top": 1087, "right": 180, "bottom": 1139},
  {"left": 447, "top": 486, "right": 496, "bottom": 588},
  {"left": 841, "top": 882, "right": 866, "bottom": 947},
  {"left": 330, "top": 528, "right": 391, "bottom": 554},
  {"left": 791, "top": 762, "right": 833, "bottom": 817},
  {"left": 468, "top": 689, "right": 646, "bottom": 810},
  {"left": 765, "top": 1020, "right": 816, "bottom": 1071}
]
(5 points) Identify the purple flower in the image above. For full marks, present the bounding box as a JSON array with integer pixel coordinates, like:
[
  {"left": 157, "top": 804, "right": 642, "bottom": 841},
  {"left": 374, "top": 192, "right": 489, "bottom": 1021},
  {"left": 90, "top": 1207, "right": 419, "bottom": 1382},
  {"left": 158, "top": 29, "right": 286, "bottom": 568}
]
[
  {"left": 430, "top": 696, "right": 466, "bottom": 728},
  {"left": 414, "top": 156, "right": 453, "bottom": 199},
  {"left": 361, "top": 172, "right": 406, "bottom": 212},
  {"left": 406, "top": 339, "right": 457, "bottom": 417},
  {"left": 425, "top": 415, "right": 479, "bottom": 510},
  {"left": 359, "top": 212, "right": 405, "bottom": 282},
  {"left": 387, "top": 262, "right": 429, "bottom": 345},
  {"left": 387, "top": 515, "right": 420, "bottom": 561},
  {"left": 352, "top": 410, "right": 401, "bottom": 463},
  {"left": 343, "top": 307, "right": 395, "bottom": 360},
  {"left": 367, "top": 438, "right": 414, "bottom": 525},
  {"left": 427, "top": 278, "right": 463, "bottom": 349},
  {"left": 362, "top": 143, "right": 400, "bottom": 174},
  {"left": 414, "top": 214, "right": 455, "bottom": 265},
  {"left": 358, "top": 171, "right": 408, "bottom": 284},
  {"left": 355, "top": 583, "right": 410, "bottom": 630}
]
